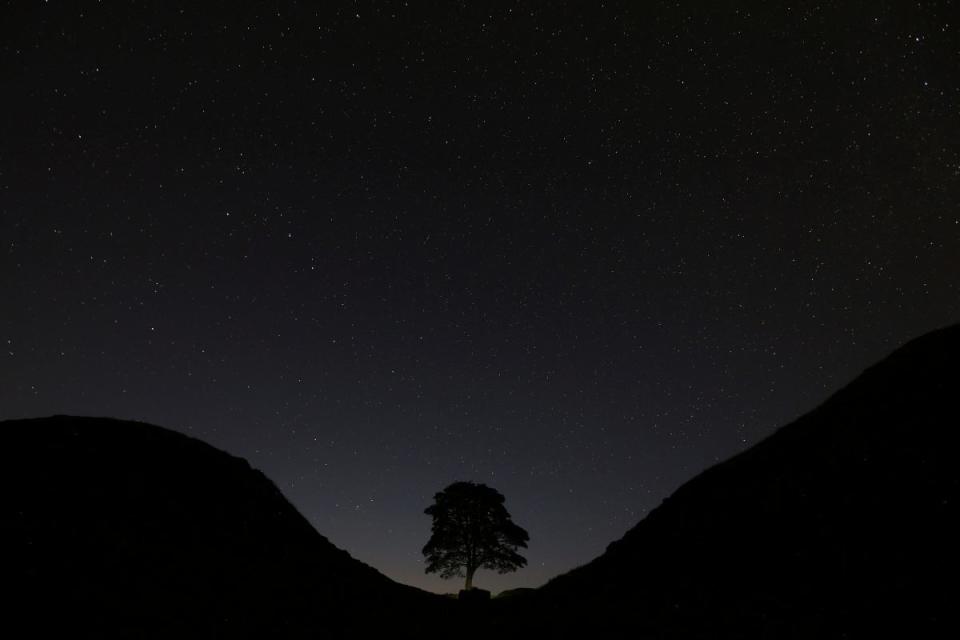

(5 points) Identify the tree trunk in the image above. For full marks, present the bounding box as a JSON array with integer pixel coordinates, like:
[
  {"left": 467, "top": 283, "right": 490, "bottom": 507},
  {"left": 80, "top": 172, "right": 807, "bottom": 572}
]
[{"left": 465, "top": 565, "right": 476, "bottom": 591}]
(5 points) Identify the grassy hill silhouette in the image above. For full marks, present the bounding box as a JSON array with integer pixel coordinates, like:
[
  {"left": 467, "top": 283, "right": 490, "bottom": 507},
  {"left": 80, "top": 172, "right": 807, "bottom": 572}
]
[
  {"left": 3, "top": 415, "right": 449, "bottom": 638},
  {"left": 504, "top": 323, "right": 959, "bottom": 637}
]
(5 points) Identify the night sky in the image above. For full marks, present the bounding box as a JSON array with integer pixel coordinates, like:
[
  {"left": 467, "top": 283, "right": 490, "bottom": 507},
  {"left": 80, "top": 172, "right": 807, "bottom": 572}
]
[{"left": 2, "top": 2, "right": 957, "bottom": 593}]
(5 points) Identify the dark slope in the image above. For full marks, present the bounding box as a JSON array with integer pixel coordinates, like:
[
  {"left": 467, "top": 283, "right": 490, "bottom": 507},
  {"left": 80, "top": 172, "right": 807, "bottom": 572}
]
[
  {"left": 2, "top": 415, "right": 449, "bottom": 638},
  {"left": 509, "top": 324, "right": 960, "bottom": 638}
]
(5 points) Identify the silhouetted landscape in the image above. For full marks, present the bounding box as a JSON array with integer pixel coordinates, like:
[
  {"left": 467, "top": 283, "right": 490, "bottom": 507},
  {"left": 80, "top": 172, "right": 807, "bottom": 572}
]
[{"left": 5, "top": 324, "right": 958, "bottom": 637}]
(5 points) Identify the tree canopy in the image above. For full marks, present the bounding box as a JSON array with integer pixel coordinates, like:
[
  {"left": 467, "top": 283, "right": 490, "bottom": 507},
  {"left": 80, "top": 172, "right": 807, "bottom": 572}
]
[{"left": 422, "top": 481, "right": 529, "bottom": 591}]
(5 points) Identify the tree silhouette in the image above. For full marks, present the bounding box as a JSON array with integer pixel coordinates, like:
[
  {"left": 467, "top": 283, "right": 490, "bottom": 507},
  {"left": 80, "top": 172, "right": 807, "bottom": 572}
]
[{"left": 422, "top": 481, "right": 530, "bottom": 591}]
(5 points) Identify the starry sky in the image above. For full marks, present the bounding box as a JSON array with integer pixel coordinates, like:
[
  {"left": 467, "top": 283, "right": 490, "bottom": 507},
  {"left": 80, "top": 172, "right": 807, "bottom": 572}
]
[{"left": 1, "top": 2, "right": 958, "bottom": 593}]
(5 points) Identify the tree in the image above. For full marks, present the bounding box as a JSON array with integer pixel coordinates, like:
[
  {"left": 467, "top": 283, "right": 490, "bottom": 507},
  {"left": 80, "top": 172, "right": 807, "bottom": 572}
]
[{"left": 422, "top": 481, "right": 530, "bottom": 591}]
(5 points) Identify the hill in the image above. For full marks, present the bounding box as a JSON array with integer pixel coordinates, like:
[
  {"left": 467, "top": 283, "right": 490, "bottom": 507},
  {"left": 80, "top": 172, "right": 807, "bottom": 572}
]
[
  {"left": 2, "top": 415, "right": 448, "bottom": 638},
  {"left": 509, "top": 324, "right": 959, "bottom": 637}
]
